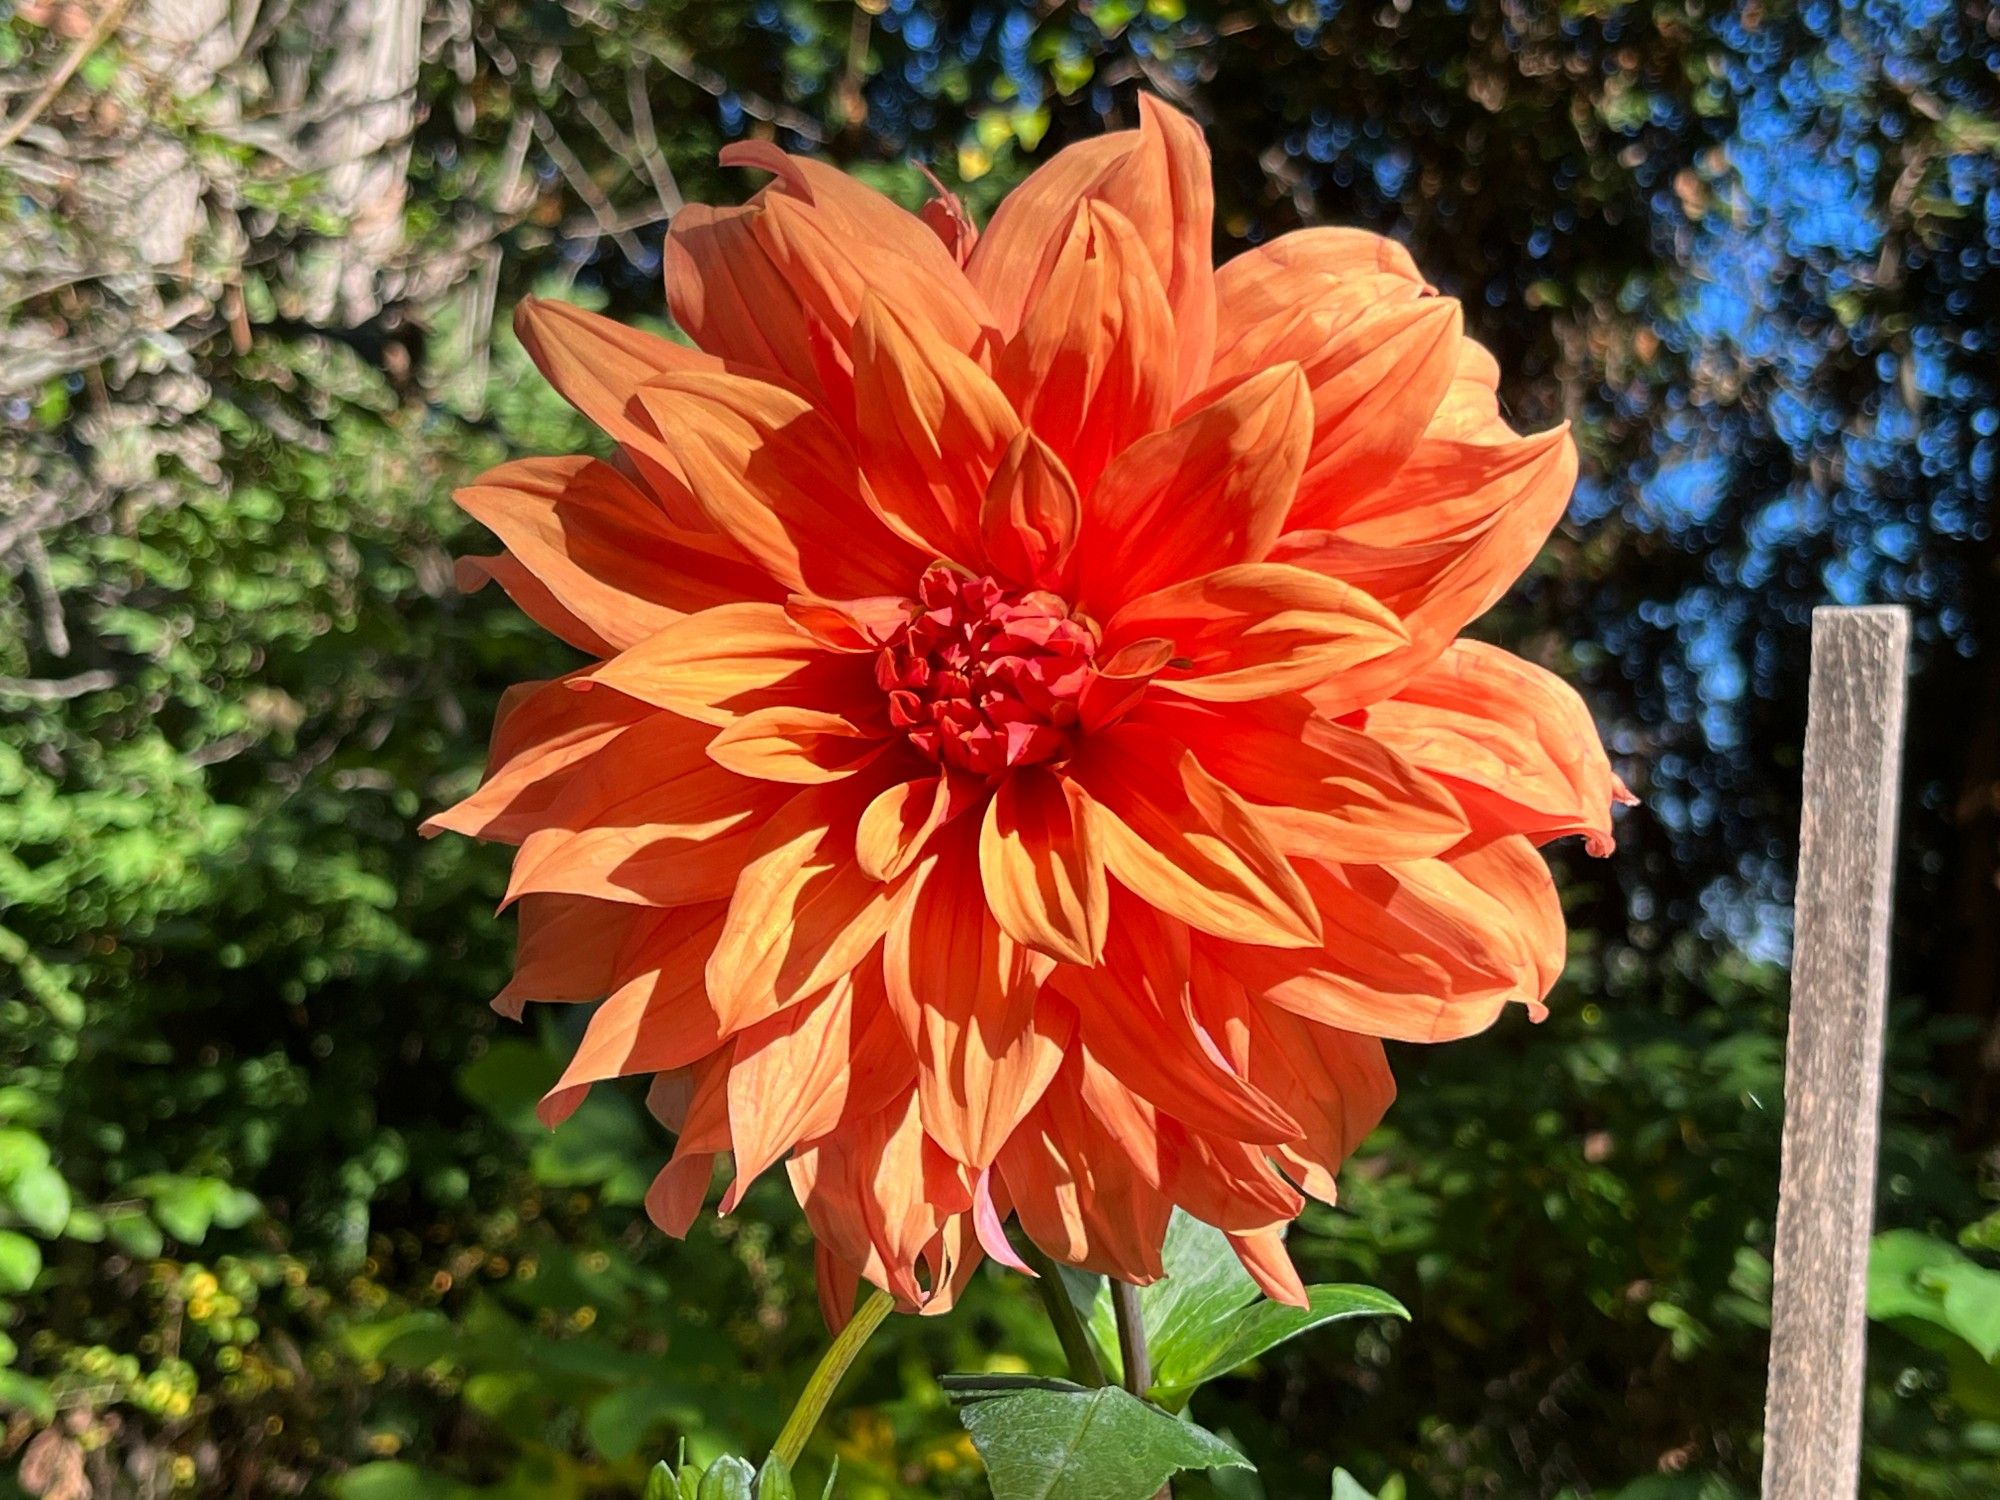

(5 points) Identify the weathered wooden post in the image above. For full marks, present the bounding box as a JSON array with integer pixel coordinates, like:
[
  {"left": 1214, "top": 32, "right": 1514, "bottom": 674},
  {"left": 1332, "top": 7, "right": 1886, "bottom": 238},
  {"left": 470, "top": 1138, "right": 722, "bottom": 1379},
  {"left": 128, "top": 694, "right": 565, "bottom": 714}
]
[{"left": 1761, "top": 605, "right": 1910, "bottom": 1500}]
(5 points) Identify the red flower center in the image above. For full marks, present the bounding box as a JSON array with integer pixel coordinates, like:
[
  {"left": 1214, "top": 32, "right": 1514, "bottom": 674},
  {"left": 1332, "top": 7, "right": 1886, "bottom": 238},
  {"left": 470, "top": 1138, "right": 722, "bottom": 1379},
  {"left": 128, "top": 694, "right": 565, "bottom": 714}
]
[{"left": 877, "top": 566, "right": 1098, "bottom": 775}]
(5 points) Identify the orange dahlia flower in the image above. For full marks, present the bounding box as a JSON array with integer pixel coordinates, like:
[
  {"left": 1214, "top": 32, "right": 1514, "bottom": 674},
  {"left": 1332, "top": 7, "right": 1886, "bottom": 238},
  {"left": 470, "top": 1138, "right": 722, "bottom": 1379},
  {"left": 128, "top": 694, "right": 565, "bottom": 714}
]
[{"left": 430, "top": 98, "right": 1632, "bottom": 1321}]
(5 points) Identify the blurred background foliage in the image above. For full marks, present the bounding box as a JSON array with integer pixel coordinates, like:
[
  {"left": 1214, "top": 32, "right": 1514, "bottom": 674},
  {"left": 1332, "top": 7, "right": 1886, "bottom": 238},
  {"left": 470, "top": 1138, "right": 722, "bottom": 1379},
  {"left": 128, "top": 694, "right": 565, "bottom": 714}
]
[{"left": 1, "top": 0, "right": 1997, "bottom": 1496}]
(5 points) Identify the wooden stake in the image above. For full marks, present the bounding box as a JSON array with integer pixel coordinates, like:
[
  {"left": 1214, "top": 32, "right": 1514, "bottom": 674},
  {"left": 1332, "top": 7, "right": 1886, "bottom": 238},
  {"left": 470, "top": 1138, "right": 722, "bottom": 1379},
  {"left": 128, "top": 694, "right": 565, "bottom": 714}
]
[{"left": 1761, "top": 605, "right": 1909, "bottom": 1500}]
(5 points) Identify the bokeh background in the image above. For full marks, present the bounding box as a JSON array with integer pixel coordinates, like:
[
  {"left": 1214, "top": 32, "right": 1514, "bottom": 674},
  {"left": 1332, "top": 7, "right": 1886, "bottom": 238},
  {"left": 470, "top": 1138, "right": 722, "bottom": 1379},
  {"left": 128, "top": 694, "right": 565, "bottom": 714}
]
[{"left": 2, "top": 1, "right": 1998, "bottom": 1496}]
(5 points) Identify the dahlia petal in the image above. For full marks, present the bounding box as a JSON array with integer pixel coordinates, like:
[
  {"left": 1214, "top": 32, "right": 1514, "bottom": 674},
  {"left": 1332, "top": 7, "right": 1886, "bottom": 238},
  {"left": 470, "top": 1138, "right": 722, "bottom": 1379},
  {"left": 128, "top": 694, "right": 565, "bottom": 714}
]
[
  {"left": 885, "top": 824, "right": 1072, "bottom": 1169},
  {"left": 1229, "top": 1229, "right": 1310, "bottom": 1309},
  {"left": 1207, "top": 270, "right": 1422, "bottom": 403},
  {"left": 504, "top": 714, "right": 787, "bottom": 907},
  {"left": 1235, "top": 1002, "right": 1395, "bottom": 1204},
  {"left": 994, "top": 200, "right": 1177, "bottom": 502},
  {"left": 1253, "top": 296, "right": 1464, "bottom": 528},
  {"left": 513, "top": 296, "right": 723, "bottom": 474},
  {"left": 1417, "top": 835, "right": 1568, "bottom": 1002},
  {"left": 1114, "top": 96, "right": 1219, "bottom": 400},
  {"left": 537, "top": 904, "right": 730, "bottom": 1126},
  {"left": 1159, "top": 1123, "right": 1304, "bottom": 1234},
  {"left": 979, "top": 766, "right": 1107, "bottom": 966},
  {"left": 1052, "top": 898, "right": 1302, "bottom": 1144},
  {"left": 1201, "top": 859, "right": 1524, "bottom": 1044},
  {"left": 723, "top": 958, "right": 915, "bottom": 1205},
  {"left": 854, "top": 771, "right": 981, "bottom": 883},
  {"left": 584, "top": 602, "right": 873, "bottom": 728},
  {"left": 815, "top": 1240, "right": 863, "bottom": 1333},
  {"left": 633, "top": 373, "right": 925, "bottom": 598},
  {"left": 705, "top": 773, "right": 905, "bottom": 1033},
  {"left": 997, "top": 1054, "right": 1172, "bottom": 1285},
  {"left": 494, "top": 895, "right": 638, "bottom": 1018},
  {"left": 666, "top": 201, "right": 825, "bottom": 395},
  {"left": 1275, "top": 423, "right": 1578, "bottom": 665},
  {"left": 1106, "top": 563, "right": 1409, "bottom": 704},
  {"left": 852, "top": 295, "right": 1019, "bottom": 566},
  {"left": 786, "top": 1089, "right": 972, "bottom": 1306},
  {"left": 455, "top": 552, "right": 617, "bottom": 656},
  {"left": 705, "top": 704, "right": 891, "bottom": 785},
  {"left": 1071, "top": 725, "right": 1322, "bottom": 949},
  {"left": 457, "top": 456, "right": 779, "bottom": 651},
  {"left": 972, "top": 99, "right": 1216, "bottom": 399},
  {"left": 1137, "top": 695, "right": 1468, "bottom": 862},
  {"left": 967, "top": 133, "right": 1133, "bottom": 335},
  {"left": 424, "top": 674, "right": 650, "bottom": 845},
  {"left": 646, "top": 1151, "right": 718, "bottom": 1239},
  {"left": 1364, "top": 644, "right": 1628, "bottom": 854},
  {"left": 1076, "top": 364, "right": 1313, "bottom": 613},
  {"left": 1214, "top": 230, "right": 1426, "bottom": 336},
  {"left": 980, "top": 429, "right": 1081, "bottom": 593}
]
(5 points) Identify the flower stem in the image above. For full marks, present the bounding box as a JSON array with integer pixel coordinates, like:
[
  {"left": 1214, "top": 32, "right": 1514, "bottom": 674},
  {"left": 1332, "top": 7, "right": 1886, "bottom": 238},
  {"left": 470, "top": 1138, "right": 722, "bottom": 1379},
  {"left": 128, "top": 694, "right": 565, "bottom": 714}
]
[
  {"left": 772, "top": 1286, "right": 896, "bottom": 1468},
  {"left": 1016, "top": 1236, "right": 1107, "bottom": 1386},
  {"left": 1110, "top": 1279, "right": 1152, "bottom": 1398},
  {"left": 1112, "top": 1280, "right": 1170, "bottom": 1500}
]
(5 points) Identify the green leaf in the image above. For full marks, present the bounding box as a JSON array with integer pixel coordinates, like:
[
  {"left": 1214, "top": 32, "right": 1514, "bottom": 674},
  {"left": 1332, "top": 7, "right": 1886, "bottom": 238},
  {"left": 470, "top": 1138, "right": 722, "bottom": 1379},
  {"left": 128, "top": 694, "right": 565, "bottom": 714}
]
[
  {"left": 0, "top": 1231, "right": 42, "bottom": 1293},
  {"left": 698, "top": 1455, "right": 756, "bottom": 1500},
  {"left": 1083, "top": 1212, "right": 1407, "bottom": 1407},
  {"left": 9, "top": 1163, "right": 71, "bottom": 1237},
  {"left": 818, "top": 1458, "right": 839, "bottom": 1500},
  {"left": 1332, "top": 1472, "right": 1380, "bottom": 1500},
  {"left": 645, "top": 1462, "right": 679, "bottom": 1500},
  {"left": 0, "top": 1370, "right": 54, "bottom": 1422},
  {"left": 947, "top": 1376, "right": 1252, "bottom": 1499},
  {"left": 104, "top": 1210, "right": 164, "bottom": 1259},
  {"left": 756, "top": 1454, "right": 797, "bottom": 1500}
]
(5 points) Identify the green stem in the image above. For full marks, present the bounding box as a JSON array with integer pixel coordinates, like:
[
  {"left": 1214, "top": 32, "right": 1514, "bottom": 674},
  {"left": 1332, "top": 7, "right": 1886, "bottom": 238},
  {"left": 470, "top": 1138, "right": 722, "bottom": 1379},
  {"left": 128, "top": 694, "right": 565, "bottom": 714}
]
[
  {"left": 1110, "top": 1280, "right": 1152, "bottom": 1398},
  {"left": 1111, "top": 1280, "right": 1170, "bottom": 1500},
  {"left": 771, "top": 1286, "right": 895, "bottom": 1468},
  {"left": 1016, "top": 1236, "right": 1107, "bottom": 1386}
]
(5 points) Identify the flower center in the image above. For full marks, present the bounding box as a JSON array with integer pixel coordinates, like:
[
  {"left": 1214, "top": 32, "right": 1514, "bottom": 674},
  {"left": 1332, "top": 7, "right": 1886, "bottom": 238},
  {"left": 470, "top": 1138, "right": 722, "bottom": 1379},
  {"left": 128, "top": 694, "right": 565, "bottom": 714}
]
[{"left": 877, "top": 567, "right": 1098, "bottom": 775}]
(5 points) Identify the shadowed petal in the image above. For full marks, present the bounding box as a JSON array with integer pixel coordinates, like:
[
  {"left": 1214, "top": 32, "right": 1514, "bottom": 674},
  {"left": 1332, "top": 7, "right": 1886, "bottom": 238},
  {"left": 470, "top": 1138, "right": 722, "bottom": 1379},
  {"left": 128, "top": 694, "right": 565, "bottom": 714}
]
[{"left": 1069, "top": 726, "right": 1321, "bottom": 949}]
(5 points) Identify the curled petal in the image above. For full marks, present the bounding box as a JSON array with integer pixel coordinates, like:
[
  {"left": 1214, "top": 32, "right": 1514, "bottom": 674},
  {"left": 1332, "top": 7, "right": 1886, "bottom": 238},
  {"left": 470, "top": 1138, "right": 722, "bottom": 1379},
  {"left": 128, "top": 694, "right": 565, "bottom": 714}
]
[
  {"left": 1201, "top": 858, "right": 1529, "bottom": 1044},
  {"left": 994, "top": 200, "right": 1177, "bottom": 502},
  {"left": 997, "top": 1053, "right": 1173, "bottom": 1285},
  {"left": 424, "top": 675, "right": 650, "bottom": 844},
  {"left": 706, "top": 705, "right": 891, "bottom": 784},
  {"left": 980, "top": 430, "right": 1081, "bottom": 593},
  {"left": 504, "top": 715, "right": 788, "bottom": 907},
  {"left": 1070, "top": 726, "right": 1321, "bottom": 950},
  {"left": 494, "top": 895, "right": 639, "bottom": 1019},
  {"left": 1275, "top": 423, "right": 1578, "bottom": 665},
  {"left": 853, "top": 295, "right": 1020, "bottom": 566},
  {"left": 786, "top": 1089, "right": 973, "bottom": 1307},
  {"left": 887, "top": 824, "right": 1073, "bottom": 1169},
  {"left": 971, "top": 97, "right": 1215, "bottom": 398},
  {"left": 855, "top": 771, "right": 982, "bottom": 882},
  {"left": 585, "top": 602, "right": 874, "bottom": 728},
  {"left": 1137, "top": 695, "right": 1468, "bottom": 862},
  {"left": 1076, "top": 364, "right": 1313, "bottom": 613},
  {"left": 979, "top": 766, "right": 1107, "bottom": 966},
  {"left": 1107, "top": 563, "right": 1409, "bottom": 704},
  {"left": 635, "top": 373, "right": 925, "bottom": 598},
  {"left": 705, "top": 773, "right": 906, "bottom": 1033},
  {"left": 1364, "top": 640, "right": 1630, "bottom": 854}
]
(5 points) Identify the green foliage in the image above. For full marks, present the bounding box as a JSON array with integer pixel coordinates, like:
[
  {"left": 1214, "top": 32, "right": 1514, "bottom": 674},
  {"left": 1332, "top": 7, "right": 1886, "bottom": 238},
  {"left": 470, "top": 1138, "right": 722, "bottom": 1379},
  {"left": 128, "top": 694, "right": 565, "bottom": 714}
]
[
  {"left": 946, "top": 1377, "right": 1250, "bottom": 1500},
  {"left": 1068, "top": 1213, "right": 1407, "bottom": 1412}
]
